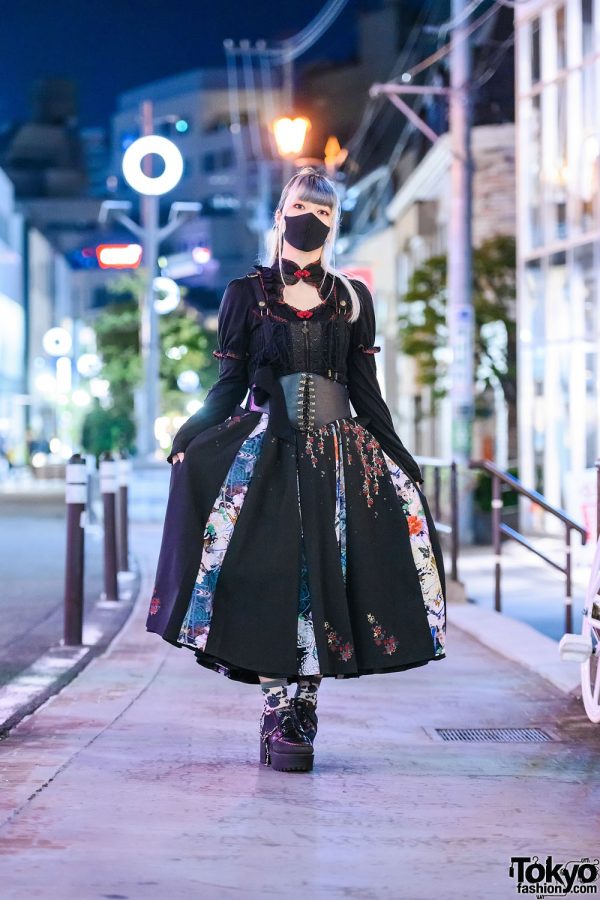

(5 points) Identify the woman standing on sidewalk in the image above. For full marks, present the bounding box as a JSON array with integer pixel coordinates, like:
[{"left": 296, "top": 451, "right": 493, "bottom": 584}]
[{"left": 146, "top": 166, "right": 446, "bottom": 773}]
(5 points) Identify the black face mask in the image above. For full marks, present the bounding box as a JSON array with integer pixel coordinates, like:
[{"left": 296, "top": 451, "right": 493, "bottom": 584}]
[{"left": 283, "top": 212, "right": 330, "bottom": 252}]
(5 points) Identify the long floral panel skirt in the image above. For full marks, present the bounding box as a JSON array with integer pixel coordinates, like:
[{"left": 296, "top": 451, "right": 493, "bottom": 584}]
[{"left": 146, "top": 408, "right": 446, "bottom": 684}]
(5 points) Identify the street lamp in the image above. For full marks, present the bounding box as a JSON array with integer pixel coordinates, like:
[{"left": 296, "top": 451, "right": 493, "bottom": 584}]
[
  {"left": 272, "top": 117, "right": 347, "bottom": 181},
  {"left": 273, "top": 116, "right": 311, "bottom": 157},
  {"left": 99, "top": 102, "right": 201, "bottom": 459}
]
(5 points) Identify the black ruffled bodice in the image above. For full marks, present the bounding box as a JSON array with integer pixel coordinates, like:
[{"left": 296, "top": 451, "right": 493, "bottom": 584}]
[
  {"left": 243, "top": 263, "right": 352, "bottom": 385},
  {"left": 168, "top": 262, "right": 423, "bottom": 484}
]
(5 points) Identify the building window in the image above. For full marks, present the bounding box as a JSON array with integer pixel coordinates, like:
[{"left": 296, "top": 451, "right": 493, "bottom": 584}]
[
  {"left": 201, "top": 147, "right": 235, "bottom": 173},
  {"left": 556, "top": 6, "right": 567, "bottom": 72},
  {"left": 582, "top": 0, "right": 594, "bottom": 58},
  {"left": 156, "top": 118, "right": 191, "bottom": 138},
  {"left": 221, "top": 147, "right": 234, "bottom": 169},
  {"left": 531, "top": 17, "right": 541, "bottom": 84},
  {"left": 522, "top": 93, "right": 542, "bottom": 249},
  {"left": 120, "top": 130, "right": 139, "bottom": 151},
  {"left": 554, "top": 80, "right": 568, "bottom": 240},
  {"left": 202, "top": 151, "right": 216, "bottom": 173}
]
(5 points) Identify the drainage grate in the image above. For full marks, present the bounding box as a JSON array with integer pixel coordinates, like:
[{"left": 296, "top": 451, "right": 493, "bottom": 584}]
[{"left": 436, "top": 727, "right": 553, "bottom": 743}]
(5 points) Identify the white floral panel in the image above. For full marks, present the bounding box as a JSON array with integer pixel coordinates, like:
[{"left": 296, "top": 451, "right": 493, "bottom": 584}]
[{"left": 382, "top": 454, "right": 446, "bottom": 657}]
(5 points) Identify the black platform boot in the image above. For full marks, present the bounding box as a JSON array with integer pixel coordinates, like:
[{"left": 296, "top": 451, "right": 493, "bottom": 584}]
[
  {"left": 292, "top": 697, "right": 318, "bottom": 745},
  {"left": 259, "top": 704, "right": 314, "bottom": 772}
]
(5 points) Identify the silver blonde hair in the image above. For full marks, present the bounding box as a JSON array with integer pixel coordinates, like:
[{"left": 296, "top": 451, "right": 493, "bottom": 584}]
[{"left": 262, "top": 166, "right": 362, "bottom": 323}]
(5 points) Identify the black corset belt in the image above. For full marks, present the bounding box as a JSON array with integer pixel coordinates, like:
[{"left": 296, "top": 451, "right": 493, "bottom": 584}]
[{"left": 247, "top": 368, "right": 351, "bottom": 438}]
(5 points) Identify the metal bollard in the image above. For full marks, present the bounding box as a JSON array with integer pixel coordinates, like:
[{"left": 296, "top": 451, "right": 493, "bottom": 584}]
[
  {"left": 85, "top": 453, "right": 98, "bottom": 526},
  {"left": 117, "top": 451, "right": 132, "bottom": 574},
  {"left": 64, "top": 453, "right": 87, "bottom": 645},
  {"left": 100, "top": 452, "right": 119, "bottom": 603}
]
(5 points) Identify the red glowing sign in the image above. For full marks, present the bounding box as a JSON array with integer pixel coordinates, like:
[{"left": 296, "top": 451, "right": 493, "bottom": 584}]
[
  {"left": 343, "top": 266, "right": 375, "bottom": 294},
  {"left": 96, "top": 244, "right": 143, "bottom": 269}
]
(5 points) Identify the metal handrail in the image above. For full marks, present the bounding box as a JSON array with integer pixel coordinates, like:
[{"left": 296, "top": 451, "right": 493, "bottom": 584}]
[
  {"left": 469, "top": 459, "right": 587, "bottom": 632},
  {"left": 471, "top": 459, "right": 587, "bottom": 534},
  {"left": 414, "top": 455, "right": 459, "bottom": 583}
]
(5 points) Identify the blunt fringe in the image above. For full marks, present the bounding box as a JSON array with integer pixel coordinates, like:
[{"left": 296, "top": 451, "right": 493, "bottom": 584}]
[{"left": 262, "top": 166, "right": 363, "bottom": 323}]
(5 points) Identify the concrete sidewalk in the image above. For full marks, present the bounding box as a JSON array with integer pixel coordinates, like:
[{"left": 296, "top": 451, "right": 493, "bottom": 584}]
[
  {"left": 0, "top": 524, "right": 599, "bottom": 900},
  {"left": 458, "top": 536, "right": 595, "bottom": 641}
]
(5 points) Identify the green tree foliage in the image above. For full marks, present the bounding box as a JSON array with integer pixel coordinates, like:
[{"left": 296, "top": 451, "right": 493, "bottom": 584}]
[
  {"left": 399, "top": 235, "right": 516, "bottom": 410},
  {"left": 81, "top": 399, "right": 136, "bottom": 459},
  {"left": 81, "top": 273, "right": 218, "bottom": 457}
]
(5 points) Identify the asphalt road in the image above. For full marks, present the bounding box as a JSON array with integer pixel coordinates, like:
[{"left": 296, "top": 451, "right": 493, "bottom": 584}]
[{"left": 0, "top": 496, "right": 104, "bottom": 687}]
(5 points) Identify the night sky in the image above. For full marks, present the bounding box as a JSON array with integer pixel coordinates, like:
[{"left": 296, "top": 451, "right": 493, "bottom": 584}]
[{"left": 1, "top": 0, "right": 374, "bottom": 130}]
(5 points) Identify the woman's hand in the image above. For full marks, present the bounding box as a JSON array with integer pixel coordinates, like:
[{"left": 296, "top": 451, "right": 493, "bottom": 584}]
[{"left": 172, "top": 452, "right": 185, "bottom": 465}]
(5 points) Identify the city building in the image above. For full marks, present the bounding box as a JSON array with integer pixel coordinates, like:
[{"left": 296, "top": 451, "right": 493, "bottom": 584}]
[
  {"left": 516, "top": 0, "right": 600, "bottom": 531},
  {"left": 0, "top": 168, "right": 25, "bottom": 464},
  {"left": 0, "top": 79, "right": 88, "bottom": 199},
  {"left": 334, "top": 2, "right": 516, "bottom": 473}
]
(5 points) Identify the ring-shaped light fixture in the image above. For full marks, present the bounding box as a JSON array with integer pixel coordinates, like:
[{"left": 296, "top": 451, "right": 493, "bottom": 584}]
[
  {"left": 153, "top": 276, "right": 181, "bottom": 315},
  {"left": 43, "top": 327, "right": 72, "bottom": 357},
  {"left": 122, "top": 135, "right": 184, "bottom": 196}
]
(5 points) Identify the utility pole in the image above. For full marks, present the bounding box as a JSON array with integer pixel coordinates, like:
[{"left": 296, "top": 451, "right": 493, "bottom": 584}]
[
  {"left": 138, "top": 100, "right": 160, "bottom": 460},
  {"left": 282, "top": 52, "right": 295, "bottom": 185},
  {"left": 101, "top": 105, "right": 200, "bottom": 459},
  {"left": 448, "top": 0, "right": 474, "bottom": 545},
  {"left": 370, "top": 0, "right": 476, "bottom": 543}
]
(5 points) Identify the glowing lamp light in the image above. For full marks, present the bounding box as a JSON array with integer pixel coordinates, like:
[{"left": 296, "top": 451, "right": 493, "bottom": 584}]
[
  {"left": 122, "top": 135, "right": 184, "bottom": 196},
  {"left": 72, "top": 389, "right": 92, "bottom": 408},
  {"left": 77, "top": 353, "right": 102, "bottom": 378},
  {"left": 154, "top": 416, "right": 170, "bottom": 440},
  {"left": 90, "top": 378, "right": 110, "bottom": 399},
  {"left": 96, "top": 244, "right": 143, "bottom": 269},
  {"left": 35, "top": 372, "right": 56, "bottom": 395},
  {"left": 192, "top": 246, "right": 211, "bottom": 265},
  {"left": 177, "top": 370, "right": 200, "bottom": 393},
  {"left": 324, "top": 135, "right": 347, "bottom": 171},
  {"left": 153, "top": 276, "right": 180, "bottom": 315},
  {"left": 166, "top": 345, "right": 187, "bottom": 361},
  {"left": 42, "top": 327, "right": 72, "bottom": 357},
  {"left": 273, "top": 117, "right": 311, "bottom": 157}
]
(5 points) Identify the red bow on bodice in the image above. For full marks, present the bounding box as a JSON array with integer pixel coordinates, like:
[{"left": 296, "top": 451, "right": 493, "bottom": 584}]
[{"left": 277, "top": 257, "right": 325, "bottom": 286}]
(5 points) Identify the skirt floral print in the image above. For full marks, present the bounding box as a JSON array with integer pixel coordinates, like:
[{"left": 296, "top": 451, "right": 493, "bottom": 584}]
[{"left": 165, "top": 408, "right": 446, "bottom": 683}]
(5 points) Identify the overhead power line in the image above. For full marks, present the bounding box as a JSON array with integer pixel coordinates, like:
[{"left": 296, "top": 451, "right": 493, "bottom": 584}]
[
  {"left": 275, "top": 0, "right": 350, "bottom": 62},
  {"left": 404, "top": 0, "right": 503, "bottom": 78},
  {"left": 344, "top": 0, "right": 437, "bottom": 170}
]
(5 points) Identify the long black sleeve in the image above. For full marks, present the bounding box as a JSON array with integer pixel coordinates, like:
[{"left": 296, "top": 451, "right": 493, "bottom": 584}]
[
  {"left": 346, "top": 279, "right": 423, "bottom": 485},
  {"left": 167, "top": 279, "right": 250, "bottom": 463}
]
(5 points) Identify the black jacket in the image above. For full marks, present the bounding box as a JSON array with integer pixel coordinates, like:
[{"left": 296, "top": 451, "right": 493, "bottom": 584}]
[{"left": 168, "top": 266, "right": 423, "bottom": 485}]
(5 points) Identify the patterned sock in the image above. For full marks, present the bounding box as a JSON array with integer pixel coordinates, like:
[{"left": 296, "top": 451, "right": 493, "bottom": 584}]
[
  {"left": 260, "top": 678, "right": 291, "bottom": 712},
  {"left": 295, "top": 675, "right": 322, "bottom": 708}
]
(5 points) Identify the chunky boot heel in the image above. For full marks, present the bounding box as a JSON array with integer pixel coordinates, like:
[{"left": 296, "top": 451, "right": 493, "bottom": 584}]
[
  {"left": 259, "top": 736, "right": 269, "bottom": 766},
  {"left": 259, "top": 705, "right": 314, "bottom": 772},
  {"left": 292, "top": 697, "right": 318, "bottom": 745}
]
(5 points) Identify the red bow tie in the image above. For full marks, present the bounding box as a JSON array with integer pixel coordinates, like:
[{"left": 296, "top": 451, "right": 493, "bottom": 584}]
[{"left": 278, "top": 257, "right": 325, "bottom": 286}]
